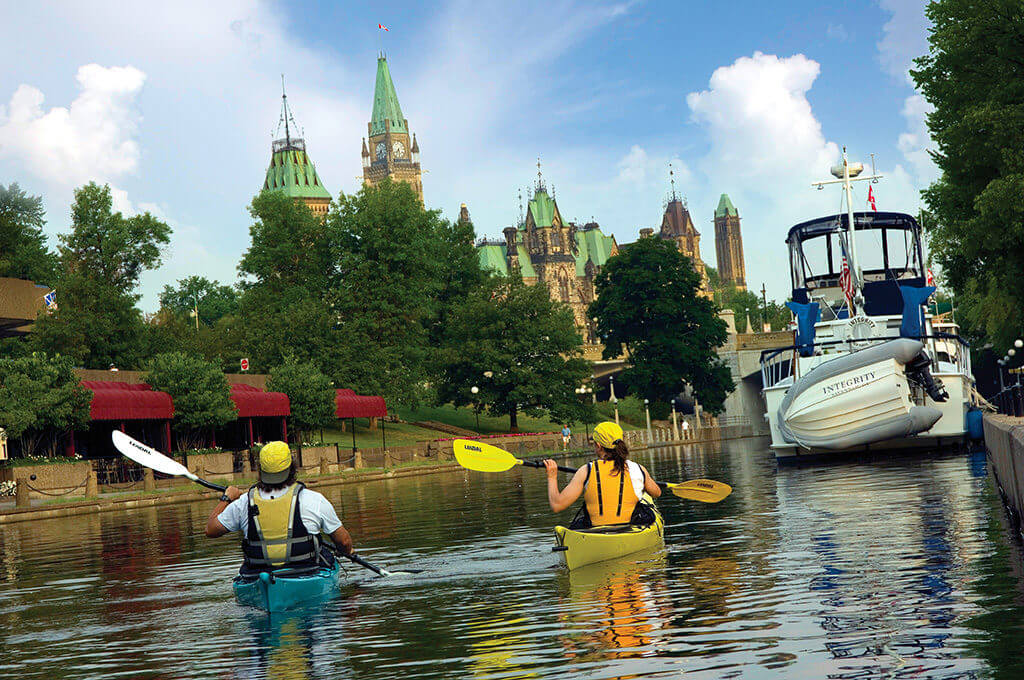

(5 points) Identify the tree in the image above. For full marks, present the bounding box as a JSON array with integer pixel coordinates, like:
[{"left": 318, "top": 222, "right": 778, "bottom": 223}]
[
  {"left": 0, "top": 353, "right": 91, "bottom": 457},
  {"left": 268, "top": 356, "right": 336, "bottom": 444},
  {"left": 159, "top": 276, "right": 238, "bottom": 327},
  {"left": 144, "top": 352, "right": 237, "bottom": 450},
  {"left": 237, "top": 191, "right": 341, "bottom": 374},
  {"left": 329, "top": 179, "right": 483, "bottom": 407},
  {"left": 437, "top": 275, "right": 591, "bottom": 430},
  {"left": 0, "top": 183, "right": 57, "bottom": 284},
  {"left": 911, "top": 0, "right": 1024, "bottom": 348},
  {"left": 590, "top": 238, "right": 733, "bottom": 414},
  {"left": 31, "top": 183, "right": 171, "bottom": 369}
]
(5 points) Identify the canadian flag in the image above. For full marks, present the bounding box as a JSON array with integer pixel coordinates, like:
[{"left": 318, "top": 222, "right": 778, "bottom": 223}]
[
  {"left": 867, "top": 185, "right": 877, "bottom": 211},
  {"left": 926, "top": 268, "right": 935, "bottom": 286},
  {"left": 378, "top": 23, "right": 389, "bottom": 31}
]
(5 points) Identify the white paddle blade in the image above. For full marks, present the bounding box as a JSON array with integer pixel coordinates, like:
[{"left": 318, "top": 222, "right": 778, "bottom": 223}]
[{"left": 111, "top": 431, "right": 193, "bottom": 479}]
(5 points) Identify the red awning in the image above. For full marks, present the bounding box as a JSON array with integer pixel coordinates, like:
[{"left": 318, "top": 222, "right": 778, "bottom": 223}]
[
  {"left": 81, "top": 381, "right": 174, "bottom": 421},
  {"left": 335, "top": 388, "right": 387, "bottom": 419},
  {"left": 230, "top": 384, "right": 290, "bottom": 418}
]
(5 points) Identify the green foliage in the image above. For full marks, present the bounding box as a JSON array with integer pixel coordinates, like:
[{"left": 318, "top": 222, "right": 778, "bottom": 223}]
[
  {"left": 144, "top": 352, "right": 236, "bottom": 449},
  {"left": 159, "top": 276, "right": 238, "bottom": 327},
  {"left": 268, "top": 356, "right": 336, "bottom": 443},
  {"left": 329, "top": 179, "right": 483, "bottom": 407},
  {"left": 437, "top": 275, "right": 592, "bottom": 430},
  {"left": 237, "top": 191, "right": 342, "bottom": 374},
  {"left": 0, "top": 183, "right": 57, "bottom": 284},
  {"left": 30, "top": 183, "right": 171, "bottom": 369},
  {"left": 0, "top": 353, "right": 91, "bottom": 457},
  {"left": 591, "top": 238, "right": 734, "bottom": 414},
  {"left": 594, "top": 396, "right": 646, "bottom": 428},
  {"left": 911, "top": 0, "right": 1024, "bottom": 347}
]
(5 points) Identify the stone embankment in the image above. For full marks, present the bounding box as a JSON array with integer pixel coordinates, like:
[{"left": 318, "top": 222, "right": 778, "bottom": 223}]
[
  {"left": 0, "top": 423, "right": 761, "bottom": 524},
  {"left": 984, "top": 413, "right": 1024, "bottom": 537}
]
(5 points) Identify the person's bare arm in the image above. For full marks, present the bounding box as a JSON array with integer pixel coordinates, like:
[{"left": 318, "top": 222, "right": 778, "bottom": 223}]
[
  {"left": 641, "top": 466, "right": 662, "bottom": 498},
  {"left": 205, "top": 485, "right": 243, "bottom": 537},
  {"left": 545, "top": 461, "right": 588, "bottom": 512},
  {"left": 329, "top": 526, "right": 354, "bottom": 555}
]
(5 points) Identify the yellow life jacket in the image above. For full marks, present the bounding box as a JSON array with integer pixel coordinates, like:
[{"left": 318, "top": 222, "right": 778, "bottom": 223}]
[
  {"left": 583, "top": 460, "right": 640, "bottom": 526},
  {"left": 241, "top": 482, "right": 319, "bottom": 571}
]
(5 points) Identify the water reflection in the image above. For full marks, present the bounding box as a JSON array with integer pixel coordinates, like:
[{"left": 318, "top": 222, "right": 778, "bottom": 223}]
[{"left": 3, "top": 445, "right": 1024, "bottom": 679}]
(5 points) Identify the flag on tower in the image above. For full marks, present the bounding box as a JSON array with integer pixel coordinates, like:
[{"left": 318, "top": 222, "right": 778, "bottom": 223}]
[
  {"left": 867, "top": 185, "right": 877, "bottom": 211},
  {"left": 378, "top": 23, "right": 389, "bottom": 31},
  {"left": 839, "top": 256, "right": 854, "bottom": 308}
]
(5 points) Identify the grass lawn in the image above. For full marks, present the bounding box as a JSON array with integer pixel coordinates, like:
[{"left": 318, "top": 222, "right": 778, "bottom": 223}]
[
  {"left": 315, "top": 420, "right": 446, "bottom": 450},
  {"left": 394, "top": 404, "right": 565, "bottom": 435}
]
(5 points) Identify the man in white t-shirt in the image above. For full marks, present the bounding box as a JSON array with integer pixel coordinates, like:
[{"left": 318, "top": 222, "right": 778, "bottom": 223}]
[{"left": 205, "top": 441, "right": 355, "bottom": 573}]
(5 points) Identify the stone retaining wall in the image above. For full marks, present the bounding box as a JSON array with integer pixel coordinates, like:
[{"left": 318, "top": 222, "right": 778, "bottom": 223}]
[
  {"left": 1, "top": 461, "right": 93, "bottom": 498},
  {"left": 984, "top": 414, "right": 1024, "bottom": 531}
]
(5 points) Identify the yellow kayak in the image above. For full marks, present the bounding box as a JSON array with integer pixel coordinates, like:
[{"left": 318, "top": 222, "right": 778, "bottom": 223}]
[{"left": 553, "top": 495, "right": 665, "bottom": 570}]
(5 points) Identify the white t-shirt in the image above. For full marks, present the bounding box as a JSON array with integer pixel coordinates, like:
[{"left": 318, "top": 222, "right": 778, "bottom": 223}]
[{"left": 217, "top": 486, "right": 343, "bottom": 539}]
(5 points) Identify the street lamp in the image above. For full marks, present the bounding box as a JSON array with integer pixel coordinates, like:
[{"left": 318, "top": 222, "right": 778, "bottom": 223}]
[
  {"left": 670, "top": 398, "right": 679, "bottom": 441},
  {"left": 576, "top": 385, "right": 593, "bottom": 439},
  {"left": 1016, "top": 339, "right": 1023, "bottom": 349},
  {"left": 471, "top": 386, "right": 480, "bottom": 430},
  {"left": 612, "top": 396, "right": 619, "bottom": 426},
  {"left": 644, "top": 398, "right": 652, "bottom": 442}
]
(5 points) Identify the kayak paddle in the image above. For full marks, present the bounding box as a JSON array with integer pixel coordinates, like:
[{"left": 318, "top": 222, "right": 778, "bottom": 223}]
[
  {"left": 453, "top": 438, "right": 732, "bottom": 503},
  {"left": 110, "top": 431, "right": 421, "bottom": 577}
]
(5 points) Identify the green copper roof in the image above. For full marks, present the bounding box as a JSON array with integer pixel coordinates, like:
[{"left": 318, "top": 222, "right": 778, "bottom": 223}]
[
  {"left": 263, "top": 147, "right": 332, "bottom": 201},
  {"left": 477, "top": 243, "right": 537, "bottom": 278},
  {"left": 370, "top": 56, "right": 407, "bottom": 136},
  {"left": 715, "top": 193, "right": 738, "bottom": 218},
  {"left": 527, "top": 189, "right": 556, "bottom": 227},
  {"left": 575, "top": 229, "right": 616, "bottom": 276}
]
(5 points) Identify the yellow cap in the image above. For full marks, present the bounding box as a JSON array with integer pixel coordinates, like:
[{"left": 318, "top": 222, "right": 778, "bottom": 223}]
[
  {"left": 592, "top": 421, "right": 624, "bottom": 449},
  {"left": 259, "top": 441, "right": 292, "bottom": 484}
]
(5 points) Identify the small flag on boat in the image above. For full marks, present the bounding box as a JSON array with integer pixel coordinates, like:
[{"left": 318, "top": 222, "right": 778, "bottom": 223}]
[
  {"left": 926, "top": 268, "right": 935, "bottom": 286},
  {"left": 378, "top": 23, "right": 389, "bottom": 31},
  {"left": 867, "top": 186, "right": 877, "bottom": 211},
  {"left": 839, "top": 257, "right": 853, "bottom": 305}
]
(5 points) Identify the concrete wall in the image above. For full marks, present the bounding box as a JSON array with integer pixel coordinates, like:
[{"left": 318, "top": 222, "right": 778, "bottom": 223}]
[{"left": 984, "top": 414, "right": 1024, "bottom": 530}]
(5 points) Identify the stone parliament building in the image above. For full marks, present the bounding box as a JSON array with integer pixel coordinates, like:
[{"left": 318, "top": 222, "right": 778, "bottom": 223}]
[{"left": 260, "top": 55, "right": 747, "bottom": 341}]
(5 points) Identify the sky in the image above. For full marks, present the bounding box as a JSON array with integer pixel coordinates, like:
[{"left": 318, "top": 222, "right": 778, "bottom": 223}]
[{"left": 0, "top": 0, "right": 935, "bottom": 309}]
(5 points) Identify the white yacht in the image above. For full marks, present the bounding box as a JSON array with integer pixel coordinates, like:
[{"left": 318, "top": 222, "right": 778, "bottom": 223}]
[{"left": 761, "top": 151, "right": 973, "bottom": 460}]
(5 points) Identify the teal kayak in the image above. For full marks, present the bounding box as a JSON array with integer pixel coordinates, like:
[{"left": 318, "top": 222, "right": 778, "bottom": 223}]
[{"left": 233, "top": 563, "right": 342, "bottom": 612}]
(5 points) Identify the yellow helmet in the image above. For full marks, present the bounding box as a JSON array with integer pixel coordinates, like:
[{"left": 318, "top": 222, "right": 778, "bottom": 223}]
[
  {"left": 259, "top": 441, "right": 293, "bottom": 484},
  {"left": 592, "top": 421, "right": 624, "bottom": 449}
]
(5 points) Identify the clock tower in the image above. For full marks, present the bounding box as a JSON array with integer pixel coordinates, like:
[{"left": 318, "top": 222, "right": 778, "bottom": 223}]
[{"left": 361, "top": 54, "right": 423, "bottom": 203}]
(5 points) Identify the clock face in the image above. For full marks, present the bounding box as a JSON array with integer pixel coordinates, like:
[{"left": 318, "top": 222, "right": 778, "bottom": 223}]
[
  {"left": 392, "top": 141, "right": 405, "bottom": 158},
  {"left": 375, "top": 142, "right": 386, "bottom": 161}
]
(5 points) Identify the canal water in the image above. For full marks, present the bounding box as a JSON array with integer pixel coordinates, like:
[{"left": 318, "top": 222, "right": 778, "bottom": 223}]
[{"left": 2, "top": 439, "right": 1024, "bottom": 679}]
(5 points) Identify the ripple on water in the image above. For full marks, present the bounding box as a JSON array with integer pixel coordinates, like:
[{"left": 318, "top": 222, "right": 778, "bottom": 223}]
[{"left": 2, "top": 445, "right": 1024, "bottom": 678}]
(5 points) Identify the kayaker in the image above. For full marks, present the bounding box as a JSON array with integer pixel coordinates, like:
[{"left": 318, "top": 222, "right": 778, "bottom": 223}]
[
  {"left": 205, "top": 441, "right": 356, "bottom": 573},
  {"left": 544, "top": 421, "right": 661, "bottom": 526}
]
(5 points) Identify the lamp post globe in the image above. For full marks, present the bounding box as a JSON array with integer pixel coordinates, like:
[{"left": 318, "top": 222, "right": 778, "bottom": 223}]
[
  {"left": 1016, "top": 340, "right": 1023, "bottom": 349},
  {"left": 1010, "top": 349, "right": 1017, "bottom": 357}
]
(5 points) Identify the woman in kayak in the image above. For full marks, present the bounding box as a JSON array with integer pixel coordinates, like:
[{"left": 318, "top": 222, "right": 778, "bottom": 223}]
[
  {"left": 205, "top": 441, "right": 356, "bottom": 573},
  {"left": 543, "top": 421, "right": 661, "bottom": 526}
]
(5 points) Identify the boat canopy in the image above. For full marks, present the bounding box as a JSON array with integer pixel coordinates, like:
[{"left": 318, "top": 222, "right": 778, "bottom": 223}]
[{"left": 787, "top": 211, "right": 926, "bottom": 316}]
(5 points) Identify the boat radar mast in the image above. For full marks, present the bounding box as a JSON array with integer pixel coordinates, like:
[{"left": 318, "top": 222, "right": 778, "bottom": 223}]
[{"left": 811, "top": 147, "right": 883, "bottom": 315}]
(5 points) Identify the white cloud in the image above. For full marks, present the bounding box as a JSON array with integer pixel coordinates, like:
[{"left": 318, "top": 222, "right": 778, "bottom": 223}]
[
  {"left": 897, "top": 93, "right": 937, "bottom": 186},
  {"left": 826, "top": 23, "right": 850, "bottom": 42},
  {"left": 0, "top": 64, "right": 146, "bottom": 187},
  {"left": 616, "top": 145, "right": 690, "bottom": 189},
  {"left": 877, "top": 0, "right": 930, "bottom": 83},
  {"left": 687, "top": 52, "right": 839, "bottom": 194}
]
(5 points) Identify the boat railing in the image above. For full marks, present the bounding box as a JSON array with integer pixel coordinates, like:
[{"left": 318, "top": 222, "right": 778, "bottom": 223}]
[{"left": 760, "top": 333, "right": 971, "bottom": 389}]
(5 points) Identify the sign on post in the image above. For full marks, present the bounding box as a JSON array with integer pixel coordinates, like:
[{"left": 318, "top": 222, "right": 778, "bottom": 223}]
[{"left": 240, "top": 358, "right": 249, "bottom": 371}]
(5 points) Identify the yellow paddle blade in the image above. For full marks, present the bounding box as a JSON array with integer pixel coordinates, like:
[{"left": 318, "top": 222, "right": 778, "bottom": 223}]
[
  {"left": 453, "top": 439, "right": 524, "bottom": 473},
  {"left": 667, "top": 479, "right": 732, "bottom": 503}
]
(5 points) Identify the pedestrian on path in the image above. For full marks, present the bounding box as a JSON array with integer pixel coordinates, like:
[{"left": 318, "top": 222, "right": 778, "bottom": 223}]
[{"left": 561, "top": 424, "right": 572, "bottom": 451}]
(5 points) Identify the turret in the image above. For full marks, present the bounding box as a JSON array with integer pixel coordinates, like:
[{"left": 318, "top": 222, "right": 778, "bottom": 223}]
[
  {"left": 503, "top": 226, "right": 520, "bottom": 272},
  {"left": 361, "top": 138, "right": 370, "bottom": 169}
]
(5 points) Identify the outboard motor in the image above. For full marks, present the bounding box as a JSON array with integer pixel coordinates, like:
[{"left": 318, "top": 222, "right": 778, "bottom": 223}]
[{"left": 905, "top": 353, "right": 949, "bottom": 402}]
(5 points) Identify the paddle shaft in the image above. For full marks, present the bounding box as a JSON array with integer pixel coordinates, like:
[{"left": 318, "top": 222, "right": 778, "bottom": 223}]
[{"left": 521, "top": 457, "right": 673, "bottom": 491}]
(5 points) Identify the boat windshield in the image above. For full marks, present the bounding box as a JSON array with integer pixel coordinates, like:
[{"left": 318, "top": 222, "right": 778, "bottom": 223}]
[{"left": 787, "top": 212, "right": 925, "bottom": 301}]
